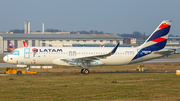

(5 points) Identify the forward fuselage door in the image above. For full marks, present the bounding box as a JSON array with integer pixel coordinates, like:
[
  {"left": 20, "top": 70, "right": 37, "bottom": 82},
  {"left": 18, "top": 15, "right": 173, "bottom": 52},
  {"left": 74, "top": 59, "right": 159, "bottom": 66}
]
[{"left": 24, "top": 48, "right": 30, "bottom": 59}]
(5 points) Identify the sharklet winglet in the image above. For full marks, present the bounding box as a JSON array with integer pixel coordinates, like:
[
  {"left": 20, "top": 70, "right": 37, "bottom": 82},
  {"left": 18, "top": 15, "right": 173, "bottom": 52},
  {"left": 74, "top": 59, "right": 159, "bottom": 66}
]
[{"left": 109, "top": 42, "right": 119, "bottom": 54}]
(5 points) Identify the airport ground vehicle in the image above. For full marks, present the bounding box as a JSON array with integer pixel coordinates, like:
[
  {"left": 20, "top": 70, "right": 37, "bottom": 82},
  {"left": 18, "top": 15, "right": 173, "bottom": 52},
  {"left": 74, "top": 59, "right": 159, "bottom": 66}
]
[{"left": 4, "top": 67, "right": 37, "bottom": 75}]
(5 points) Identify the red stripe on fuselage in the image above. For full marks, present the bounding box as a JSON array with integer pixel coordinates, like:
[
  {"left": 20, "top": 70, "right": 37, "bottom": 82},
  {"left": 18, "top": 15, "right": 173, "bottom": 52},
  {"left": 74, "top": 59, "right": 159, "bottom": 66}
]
[
  {"left": 151, "top": 37, "right": 167, "bottom": 43},
  {"left": 159, "top": 23, "right": 170, "bottom": 29}
]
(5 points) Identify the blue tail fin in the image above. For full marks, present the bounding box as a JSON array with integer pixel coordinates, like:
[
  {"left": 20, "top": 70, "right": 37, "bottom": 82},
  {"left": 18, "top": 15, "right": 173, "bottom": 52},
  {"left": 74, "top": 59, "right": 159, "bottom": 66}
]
[
  {"left": 132, "top": 20, "right": 172, "bottom": 61},
  {"left": 140, "top": 20, "right": 172, "bottom": 51}
]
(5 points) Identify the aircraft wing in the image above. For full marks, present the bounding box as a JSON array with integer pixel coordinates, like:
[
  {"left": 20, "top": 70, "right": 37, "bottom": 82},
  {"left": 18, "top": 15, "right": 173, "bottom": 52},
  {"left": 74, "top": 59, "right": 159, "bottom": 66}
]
[{"left": 61, "top": 43, "right": 119, "bottom": 62}]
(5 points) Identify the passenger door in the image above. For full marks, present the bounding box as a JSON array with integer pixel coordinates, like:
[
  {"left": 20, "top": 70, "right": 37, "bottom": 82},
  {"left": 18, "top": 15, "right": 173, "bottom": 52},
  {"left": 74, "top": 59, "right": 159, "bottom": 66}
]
[{"left": 24, "top": 48, "right": 30, "bottom": 59}]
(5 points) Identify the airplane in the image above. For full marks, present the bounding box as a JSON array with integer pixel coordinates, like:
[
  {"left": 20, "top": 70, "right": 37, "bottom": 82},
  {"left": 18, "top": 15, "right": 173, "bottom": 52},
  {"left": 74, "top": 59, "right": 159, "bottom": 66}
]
[
  {"left": 8, "top": 40, "right": 28, "bottom": 52},
  {"left": 100, "top": 44, "right": 104, "bottom": 47},
  {"left": 23, "top": 41, "right": 28, "bottom": 47},
  {"left": 7, "top": 41, "right": 16, "bottom": 52},
  {"left": 3, "top": 20, "right": 174, "bottom": 74}
]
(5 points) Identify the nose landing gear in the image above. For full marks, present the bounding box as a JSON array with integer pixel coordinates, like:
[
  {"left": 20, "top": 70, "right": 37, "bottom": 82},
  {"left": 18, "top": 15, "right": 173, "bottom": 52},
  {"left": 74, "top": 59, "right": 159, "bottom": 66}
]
[{"left": 25, "top": 66, "right": 30, "bottom": 71}]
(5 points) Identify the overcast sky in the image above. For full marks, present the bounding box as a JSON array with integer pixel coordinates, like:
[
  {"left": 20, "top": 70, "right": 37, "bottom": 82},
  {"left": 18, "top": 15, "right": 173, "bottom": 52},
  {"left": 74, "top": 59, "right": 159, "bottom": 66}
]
[{"left": 0, "top": 0, "right": 180, "bottom": 35}]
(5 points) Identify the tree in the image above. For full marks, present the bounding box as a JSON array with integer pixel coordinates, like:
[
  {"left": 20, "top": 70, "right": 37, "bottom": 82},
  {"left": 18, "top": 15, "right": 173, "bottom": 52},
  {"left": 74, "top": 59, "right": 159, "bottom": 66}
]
[
  {"left": 45, "top": 29, "right": 61, "bottom": 32},
  {"left": 119, "top": 33, "right": 133, "bottom": 37},
  {"left": 9, "top": 29, "right": 24, "bottom": 33},
  {"left": 89, "top": 30, "right": 95, "bottom": 34},
  {"left": 132, "top": 31, "right": 142, "bottom": 38},
  {"left": 169, "top": 34, "right": 175, "bottom": 37}
]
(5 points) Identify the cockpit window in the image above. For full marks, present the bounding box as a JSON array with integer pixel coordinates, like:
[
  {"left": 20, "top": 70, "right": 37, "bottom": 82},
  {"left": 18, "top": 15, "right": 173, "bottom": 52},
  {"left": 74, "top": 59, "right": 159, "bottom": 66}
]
[{"left": 10, "top": 50, "right": 19, "bottom": 55}]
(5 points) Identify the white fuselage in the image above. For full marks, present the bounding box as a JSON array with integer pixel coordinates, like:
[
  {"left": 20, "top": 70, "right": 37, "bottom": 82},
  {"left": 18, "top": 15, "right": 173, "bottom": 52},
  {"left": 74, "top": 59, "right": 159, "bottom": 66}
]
[{"left": 4, "top": 47, "right": 162, "bottom": 67}]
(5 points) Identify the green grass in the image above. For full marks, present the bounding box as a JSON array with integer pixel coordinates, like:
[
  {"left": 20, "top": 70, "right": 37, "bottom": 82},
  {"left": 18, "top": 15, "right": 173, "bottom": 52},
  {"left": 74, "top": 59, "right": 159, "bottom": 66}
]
[
  {"left": 1, "top": 54, "right": 180, "bottom": 100},
  {"left": 0, "top": 74, "right": 180, "bottom": 101}
]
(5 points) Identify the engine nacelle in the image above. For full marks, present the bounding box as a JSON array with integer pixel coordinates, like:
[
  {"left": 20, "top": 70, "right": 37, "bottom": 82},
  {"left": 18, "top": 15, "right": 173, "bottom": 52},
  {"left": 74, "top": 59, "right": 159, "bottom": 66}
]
[
  {"left": 88, "top": 60, "right": 105, "bottom": 66},
  {"left": 52, "top": 58, "right": 73, "bottom": 66},
  {"left": 69, "top": 60, "right": 104, "bottom": 67}
]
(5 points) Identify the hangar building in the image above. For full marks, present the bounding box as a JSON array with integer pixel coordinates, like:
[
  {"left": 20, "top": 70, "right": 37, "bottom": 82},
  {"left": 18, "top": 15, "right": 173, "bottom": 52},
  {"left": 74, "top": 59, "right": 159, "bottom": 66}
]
[{"left": 0, "top": 34, "right": 123, "bottom": 54}]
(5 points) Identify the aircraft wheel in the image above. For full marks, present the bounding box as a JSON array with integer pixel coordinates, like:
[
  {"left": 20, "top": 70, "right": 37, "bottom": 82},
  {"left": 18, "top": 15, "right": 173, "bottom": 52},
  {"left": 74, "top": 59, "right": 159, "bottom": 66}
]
[
  {"left": 17, "top": 71, "right": 22, "bottom": 75},
  {"left": 84, "top": 69, "right": 89, "bottom": 74}
]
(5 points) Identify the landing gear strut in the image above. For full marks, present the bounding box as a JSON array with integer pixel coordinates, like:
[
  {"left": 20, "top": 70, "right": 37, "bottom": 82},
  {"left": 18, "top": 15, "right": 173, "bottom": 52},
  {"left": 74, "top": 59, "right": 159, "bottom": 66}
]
[
  {"left": 81, "top": 69, "right": 85, "bottom": 73},
  {"left": 25, "top": 66, "right": 30, "bottom": 71}
]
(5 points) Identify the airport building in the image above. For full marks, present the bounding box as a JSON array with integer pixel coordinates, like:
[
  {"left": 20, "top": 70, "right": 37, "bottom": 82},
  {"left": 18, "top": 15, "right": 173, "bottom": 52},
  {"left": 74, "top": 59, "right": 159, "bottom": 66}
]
[
  {"left": 167, "top": 37, "right": 180, "bottom": 45},
  {"left": 0, "top": 34, "right": 124, "bottom": 54}
]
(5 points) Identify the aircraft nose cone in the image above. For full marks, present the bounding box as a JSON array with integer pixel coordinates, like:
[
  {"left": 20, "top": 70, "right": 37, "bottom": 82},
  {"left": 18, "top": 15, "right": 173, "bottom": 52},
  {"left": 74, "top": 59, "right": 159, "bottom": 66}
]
[{"left": 3, "top": 55, "right": 7, "bottom": 62}]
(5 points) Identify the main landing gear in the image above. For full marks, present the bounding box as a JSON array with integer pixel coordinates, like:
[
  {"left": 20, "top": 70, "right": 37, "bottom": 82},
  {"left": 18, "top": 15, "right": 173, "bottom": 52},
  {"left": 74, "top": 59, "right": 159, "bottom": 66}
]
[
  {"left": 81, "top": 69, "right": 89, "bottom": 74},
  {"left": 81, "top": 63, "right": 89, "bottom": 74}
]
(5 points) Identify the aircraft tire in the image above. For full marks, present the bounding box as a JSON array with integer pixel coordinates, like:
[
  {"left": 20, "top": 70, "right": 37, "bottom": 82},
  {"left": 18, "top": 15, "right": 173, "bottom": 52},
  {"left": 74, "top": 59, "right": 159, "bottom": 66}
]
[
  {"left": 17, "top": 71, "right": 22, "bottom": 75},
  {"left": 84, "top": 69, "right": 89, "bottom": 74}
]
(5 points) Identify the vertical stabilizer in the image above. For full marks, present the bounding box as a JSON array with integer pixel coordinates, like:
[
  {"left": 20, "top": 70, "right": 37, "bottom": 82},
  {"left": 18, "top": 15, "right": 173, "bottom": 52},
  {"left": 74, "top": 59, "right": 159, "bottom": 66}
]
[
  {"left": 23, "top": 41, "right": 28, "bottom": 47},
  {"left": 140, "top": 20, "right": 172, "bottom": 51},
  {"left": 8, "top": 41, "right": 15, "bottom": 48}
]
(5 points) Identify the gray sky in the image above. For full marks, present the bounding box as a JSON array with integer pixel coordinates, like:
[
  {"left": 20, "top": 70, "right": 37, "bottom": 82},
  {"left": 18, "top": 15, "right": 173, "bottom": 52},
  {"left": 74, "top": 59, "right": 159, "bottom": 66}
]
[{"left": 0, "top": 0, "right": 179, "bottom": 35}]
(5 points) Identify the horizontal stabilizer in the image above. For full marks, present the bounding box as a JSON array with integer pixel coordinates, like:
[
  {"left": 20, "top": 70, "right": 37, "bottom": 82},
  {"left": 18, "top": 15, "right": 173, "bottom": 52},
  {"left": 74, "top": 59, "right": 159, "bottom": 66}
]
[{"left": 152, "top": 49, "right": 176, "bottom": 55}]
